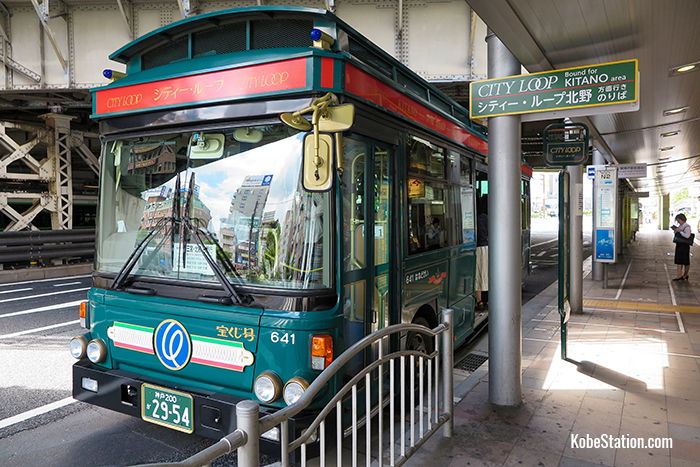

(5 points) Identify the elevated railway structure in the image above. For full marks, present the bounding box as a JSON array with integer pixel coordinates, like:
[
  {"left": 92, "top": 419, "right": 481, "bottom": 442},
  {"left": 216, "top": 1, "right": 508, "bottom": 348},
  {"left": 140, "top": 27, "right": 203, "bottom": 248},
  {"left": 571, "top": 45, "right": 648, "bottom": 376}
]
[{"left": 0, "top": 0, "right": 490, "bottom": 232}]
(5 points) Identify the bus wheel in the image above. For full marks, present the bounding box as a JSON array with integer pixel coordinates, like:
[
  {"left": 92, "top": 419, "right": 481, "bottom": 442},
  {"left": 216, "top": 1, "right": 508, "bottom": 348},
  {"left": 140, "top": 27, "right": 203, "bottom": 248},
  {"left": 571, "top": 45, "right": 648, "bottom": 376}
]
[{"left": 406, "top": 316, "right": 435, "bottom": 355}]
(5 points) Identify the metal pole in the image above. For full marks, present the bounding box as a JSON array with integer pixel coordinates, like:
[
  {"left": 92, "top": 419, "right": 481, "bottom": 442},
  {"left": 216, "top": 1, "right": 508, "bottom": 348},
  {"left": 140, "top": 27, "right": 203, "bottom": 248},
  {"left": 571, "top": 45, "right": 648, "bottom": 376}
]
[
  {"left": 236, "top": 400, "right": 260, "bottom": 467},
  {"left": 567, "top": 165, "right": 583, "bottom": 314},
  {"left": 591, "top": 148, "right": 604, "bottom": 281},
  {"left": 441, "top": 308, "right": 454, "bottom": 437},
  {"left": 486, "top": 30, "right": 522, "bottom": 407}
]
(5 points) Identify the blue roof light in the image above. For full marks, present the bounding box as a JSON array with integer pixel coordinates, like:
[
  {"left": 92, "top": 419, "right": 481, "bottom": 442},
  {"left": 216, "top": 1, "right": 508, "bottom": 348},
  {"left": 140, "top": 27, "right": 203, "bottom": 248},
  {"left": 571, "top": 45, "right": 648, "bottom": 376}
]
[
  {"left": 102, "top": 69, "right": 113, "bottom": 79},
  {"left": 310, "top": 28, "right": 323, "bottom": 41}
]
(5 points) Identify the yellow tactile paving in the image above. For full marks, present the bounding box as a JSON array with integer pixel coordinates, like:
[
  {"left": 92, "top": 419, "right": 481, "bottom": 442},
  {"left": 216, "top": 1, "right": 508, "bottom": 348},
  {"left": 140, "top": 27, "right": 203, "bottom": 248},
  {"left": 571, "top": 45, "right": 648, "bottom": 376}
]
[{"left": 583, "top": 299, "right": 700, "bottom": 314}]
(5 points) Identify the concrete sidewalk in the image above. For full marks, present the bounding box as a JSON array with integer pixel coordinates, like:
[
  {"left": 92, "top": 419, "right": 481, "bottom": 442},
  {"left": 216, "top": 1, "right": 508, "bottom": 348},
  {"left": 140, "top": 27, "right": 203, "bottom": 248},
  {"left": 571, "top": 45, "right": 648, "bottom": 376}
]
[{"left": 407, "top": 230, "right": 700, "bottom": 467}]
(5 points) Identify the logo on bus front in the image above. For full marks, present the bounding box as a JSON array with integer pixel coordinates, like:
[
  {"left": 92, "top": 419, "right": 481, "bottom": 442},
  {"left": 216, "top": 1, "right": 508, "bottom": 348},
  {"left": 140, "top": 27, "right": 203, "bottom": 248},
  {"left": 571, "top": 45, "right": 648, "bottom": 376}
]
[{"left": 154, "top": 320, "right": 192, "bottom": 371}]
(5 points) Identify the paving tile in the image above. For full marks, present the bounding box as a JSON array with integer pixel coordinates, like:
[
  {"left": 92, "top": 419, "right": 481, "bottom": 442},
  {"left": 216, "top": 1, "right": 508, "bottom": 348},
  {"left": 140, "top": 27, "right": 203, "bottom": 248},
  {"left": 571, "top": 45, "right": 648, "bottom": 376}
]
[
  {"left": 665, "top": 397, "right": 700, "bottom": 427},
  {"left": 503, "top": 445, "right": 562, "bottom": 466},
  {"left": 669, "top": 439, "right": 700, "bottom": 463},
  {"left": 667, "top": 422, "right": 700, "bottom": 443},
  {"left": 613, "top": 447, "right": 671, "bottom": 467}
]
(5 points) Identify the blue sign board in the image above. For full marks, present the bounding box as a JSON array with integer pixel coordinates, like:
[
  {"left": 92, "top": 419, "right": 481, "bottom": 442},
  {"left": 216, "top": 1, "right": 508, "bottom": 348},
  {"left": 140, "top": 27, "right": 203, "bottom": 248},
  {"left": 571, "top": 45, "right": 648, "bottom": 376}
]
[{"left": 595, "top": 229, "right": 615, "bottom": 261}]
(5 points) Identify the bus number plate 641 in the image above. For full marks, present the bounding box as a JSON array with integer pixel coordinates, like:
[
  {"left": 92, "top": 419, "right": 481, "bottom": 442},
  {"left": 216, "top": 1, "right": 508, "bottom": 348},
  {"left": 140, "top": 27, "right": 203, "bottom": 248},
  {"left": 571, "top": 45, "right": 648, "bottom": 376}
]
[{"left": 141, "top": 383, "right": 194, "bottom": 433}]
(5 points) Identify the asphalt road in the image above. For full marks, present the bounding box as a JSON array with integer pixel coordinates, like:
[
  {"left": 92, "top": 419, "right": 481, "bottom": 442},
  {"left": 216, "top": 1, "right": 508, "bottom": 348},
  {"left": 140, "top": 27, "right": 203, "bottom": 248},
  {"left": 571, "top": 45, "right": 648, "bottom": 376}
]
[
  {"left": 0, "top": 275, "right": 235, "bottom": 466},
  {"left": 0, "top": 227, "right": 580, "bottom": 466},
  {"left": 522, "top": 225, "right": 592, "bottom": 304}
]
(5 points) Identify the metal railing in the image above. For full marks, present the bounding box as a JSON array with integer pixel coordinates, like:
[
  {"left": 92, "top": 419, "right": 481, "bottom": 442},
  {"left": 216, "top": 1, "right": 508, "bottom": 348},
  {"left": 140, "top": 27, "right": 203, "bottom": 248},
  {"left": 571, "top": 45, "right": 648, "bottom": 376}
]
[
  {"left": 143, "top": 309, "right": 454, "bottom": 467},
  {"left": 0, "top": 228, "right": 95, "bottom": 264}
]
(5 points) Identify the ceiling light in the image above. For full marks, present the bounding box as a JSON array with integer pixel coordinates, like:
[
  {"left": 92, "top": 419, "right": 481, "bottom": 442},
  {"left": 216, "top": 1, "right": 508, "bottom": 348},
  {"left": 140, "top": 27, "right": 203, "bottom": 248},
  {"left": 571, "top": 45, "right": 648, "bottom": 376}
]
[
  {"left": 663, "top": 106, "right": 688, "bottom": 116},
  {"left": 660, "top": 130, "right": 680, "bottom": 137},
  {"left": 659, "top": 146, "right": 674, "bottom": 151},
  {"left": 677, "top": 65, "right": 696, "bottom": 72}
]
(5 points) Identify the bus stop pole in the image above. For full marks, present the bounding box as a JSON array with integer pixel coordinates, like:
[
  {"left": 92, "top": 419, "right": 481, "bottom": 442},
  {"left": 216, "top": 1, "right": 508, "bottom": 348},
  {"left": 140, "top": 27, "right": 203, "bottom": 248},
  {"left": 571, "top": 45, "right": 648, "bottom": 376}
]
[
  {"left": 591, "top": 148, "right": 604, "bottom": 281},
  {"left": 486, "top": 30, "right": 522, "bottom": 407},
  {"left": 567, "top": 165, "right": 583, "bottom": 314}
]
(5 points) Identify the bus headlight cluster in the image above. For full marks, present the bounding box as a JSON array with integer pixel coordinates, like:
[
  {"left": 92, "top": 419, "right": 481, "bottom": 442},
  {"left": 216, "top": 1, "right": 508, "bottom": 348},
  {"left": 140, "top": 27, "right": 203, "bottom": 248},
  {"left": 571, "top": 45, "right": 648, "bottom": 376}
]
[
  {"left": 86, "top": 339, "right": 107, "bottom": 363},
  {"left": 254, "top": 372, "right": 282, "bottom": 403},
  {"left": 283, "top": 377, "right": 309, "bottom": 406},
  {"left": 69, "top": 336, "right": 88, "bottom": 359}
]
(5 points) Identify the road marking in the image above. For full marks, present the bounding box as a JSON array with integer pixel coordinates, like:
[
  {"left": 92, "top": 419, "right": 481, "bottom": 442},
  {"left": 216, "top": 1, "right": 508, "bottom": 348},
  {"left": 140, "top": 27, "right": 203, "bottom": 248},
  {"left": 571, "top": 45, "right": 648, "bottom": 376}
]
[
  {"left": 581, "top": 299, "right": 700, "bottom": 314},
  {"left": 0, "top": 287, "right": 32, "bottom": 294},
  {"left": 0, "top": 320, "right": 80, "bottom": 339},
  {"left": 531, "top": 318, "right": 683, "bottom": 334},
  {"left": 663, "top": 263, "right": 685, "bottom": 333},
  {"left": 0, "top": 300, "right": 83, "bottom": 319},
  {"left": 0, "top": 287, "right": 89, "bottom": 304},
  {"left": 531, "top": 238, "right": 558, "bottom": 248},
  {"left": 523, "top": 337, "right": 700, "bottom": 359},
  {"left": 0, "top": 397, "right": 77, "bottom": 430},
  {"left": 0, "top": 274, "right": 90, "bottom": 287},
  {"left": 615, "top": 260, "right": 633, "bottom": 300},
  {"left": 52, "top": 281, "right": 82, "bottom": 287}
]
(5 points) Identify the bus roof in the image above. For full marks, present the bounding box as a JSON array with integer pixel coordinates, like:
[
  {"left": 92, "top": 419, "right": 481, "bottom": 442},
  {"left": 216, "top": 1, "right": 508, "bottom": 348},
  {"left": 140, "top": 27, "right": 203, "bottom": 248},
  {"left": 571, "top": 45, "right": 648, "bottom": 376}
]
[{"left": 105, "top": 6, "right": 486, "bottom": 139}]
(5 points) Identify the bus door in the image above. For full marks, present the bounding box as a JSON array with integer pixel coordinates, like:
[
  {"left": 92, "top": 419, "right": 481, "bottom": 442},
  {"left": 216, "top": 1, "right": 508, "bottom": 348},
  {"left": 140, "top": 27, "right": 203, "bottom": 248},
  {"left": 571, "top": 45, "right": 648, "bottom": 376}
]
[{"left": 341, "top": 137, "right": 393, "bottom": 363}]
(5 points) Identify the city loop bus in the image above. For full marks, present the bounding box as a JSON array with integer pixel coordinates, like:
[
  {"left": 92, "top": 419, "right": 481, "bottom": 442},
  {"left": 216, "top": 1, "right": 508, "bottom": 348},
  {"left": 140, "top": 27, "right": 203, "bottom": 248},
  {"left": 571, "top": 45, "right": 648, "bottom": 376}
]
[{"left": 70, "top": 6, "right": 531, "bottom": 442}]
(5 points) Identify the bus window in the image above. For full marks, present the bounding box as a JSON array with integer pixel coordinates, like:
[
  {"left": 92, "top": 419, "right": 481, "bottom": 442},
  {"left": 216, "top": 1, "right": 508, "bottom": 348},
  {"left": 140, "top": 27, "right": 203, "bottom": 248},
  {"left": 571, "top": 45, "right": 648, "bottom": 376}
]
[
  {"left": 343, "top": 138, "right": 366, "bottom": 271},
  {"left": 407, "top": 180, "right": 446, "bottom": 254},
  {"left": 407, "top": 136, "right": 445, "bottom": 178},
  {"left": 459, "top": 154, "right": 472, "bottom": 185},
  {"left": 374, "top": 145, "right": 390, "bottom": 266},
  {"left": 344, "top": 280, "right": 365, "bottom": 321}
]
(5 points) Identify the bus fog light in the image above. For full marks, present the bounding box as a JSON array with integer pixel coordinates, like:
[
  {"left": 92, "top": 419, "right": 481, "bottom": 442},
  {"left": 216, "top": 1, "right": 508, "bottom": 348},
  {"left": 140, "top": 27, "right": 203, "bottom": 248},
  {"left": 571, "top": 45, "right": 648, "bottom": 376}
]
[
  {"left": 283, "top": 377, "right": 309, "bottom": 406},
  {"left": 254, "top": 372, "right": 282, "bottom": 403},
  {"left": 86, "top": 339, "right": 107, "bottom": 363},
  {"left": 261, "top": 427, "right": 280, "bottom": 441},
  {"left": 69, "top": 336, "right": 88, "bottom": 359},
  {"left": 81, "top": 377, "right": 98, "bottom": 392}
]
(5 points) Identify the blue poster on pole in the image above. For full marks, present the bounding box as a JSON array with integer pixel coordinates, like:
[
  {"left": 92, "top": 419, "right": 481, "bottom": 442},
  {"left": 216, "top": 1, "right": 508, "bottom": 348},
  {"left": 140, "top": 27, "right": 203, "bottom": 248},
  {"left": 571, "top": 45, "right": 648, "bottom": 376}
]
[{"left": 595, "top": 229, "right": 615, "bottom": 261}]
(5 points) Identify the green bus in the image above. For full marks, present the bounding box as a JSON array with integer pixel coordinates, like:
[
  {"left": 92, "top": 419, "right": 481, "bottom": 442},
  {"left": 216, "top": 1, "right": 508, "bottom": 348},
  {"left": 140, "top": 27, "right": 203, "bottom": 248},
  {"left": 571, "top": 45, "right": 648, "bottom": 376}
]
[{"left": 71, "top": 6, "right": 531, "bottom": 442}]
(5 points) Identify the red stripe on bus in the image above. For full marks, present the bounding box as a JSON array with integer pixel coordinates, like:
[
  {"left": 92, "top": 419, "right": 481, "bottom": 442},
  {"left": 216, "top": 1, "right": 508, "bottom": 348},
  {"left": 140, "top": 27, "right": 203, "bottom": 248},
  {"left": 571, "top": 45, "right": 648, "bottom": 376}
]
[
  {"left": 345, "top": 64, "right": 488, "bottom": 155},
  {"left": 94, "top": 58, "right": 308, "bottom": 115},
  {"left": 321, "top": 57, "right": 334, "bottom": 88}
]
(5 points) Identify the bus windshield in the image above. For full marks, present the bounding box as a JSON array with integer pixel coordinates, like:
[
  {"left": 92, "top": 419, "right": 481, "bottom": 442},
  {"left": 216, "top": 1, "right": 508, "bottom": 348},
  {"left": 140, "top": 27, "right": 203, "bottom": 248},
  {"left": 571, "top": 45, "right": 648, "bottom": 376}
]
[{"left": 96, "top": 124, "right": 332, "bottom": 290}]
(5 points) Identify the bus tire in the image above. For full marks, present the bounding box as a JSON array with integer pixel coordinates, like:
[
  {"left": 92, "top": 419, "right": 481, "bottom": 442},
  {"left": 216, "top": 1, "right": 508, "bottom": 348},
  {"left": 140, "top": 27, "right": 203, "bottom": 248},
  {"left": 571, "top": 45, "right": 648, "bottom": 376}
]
[{"left": 406, "top": 316, "right": 435, "bottom": 355}]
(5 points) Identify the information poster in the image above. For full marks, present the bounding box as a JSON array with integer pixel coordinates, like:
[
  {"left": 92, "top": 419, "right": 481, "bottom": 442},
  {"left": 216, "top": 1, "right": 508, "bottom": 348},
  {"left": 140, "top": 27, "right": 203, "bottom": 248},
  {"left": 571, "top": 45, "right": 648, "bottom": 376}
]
[
  {"left": 594, "top": 167, "right": 617, "bottom": 262},
  {"left": 460, "top": 187, "right": 475, "bottom": 246},
  {"left": 174, "top": 243, "right": 217, "bottom": 275}
]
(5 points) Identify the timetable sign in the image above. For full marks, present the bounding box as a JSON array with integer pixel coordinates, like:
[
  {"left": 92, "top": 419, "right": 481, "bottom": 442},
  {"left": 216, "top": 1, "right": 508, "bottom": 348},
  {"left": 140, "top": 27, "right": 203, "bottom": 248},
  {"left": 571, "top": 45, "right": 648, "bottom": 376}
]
[{"left": 469, "top": 59, "right": 638, "bottom": 118}]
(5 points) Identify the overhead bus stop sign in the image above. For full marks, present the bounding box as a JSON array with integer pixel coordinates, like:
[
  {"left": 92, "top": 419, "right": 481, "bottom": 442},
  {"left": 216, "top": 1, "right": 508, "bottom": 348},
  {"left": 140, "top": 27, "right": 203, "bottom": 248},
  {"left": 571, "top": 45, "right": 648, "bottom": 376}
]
[
  {"left": 469, "top": 59, "right": 638, "bottom": 121},
  {"left": 543, "top": 122, "right": 589, "bottom": 167}
]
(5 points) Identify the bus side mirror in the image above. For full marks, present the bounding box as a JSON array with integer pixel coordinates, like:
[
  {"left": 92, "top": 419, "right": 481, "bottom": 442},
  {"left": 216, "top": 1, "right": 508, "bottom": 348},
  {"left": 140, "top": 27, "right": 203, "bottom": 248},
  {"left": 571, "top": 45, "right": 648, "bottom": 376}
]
[
  {"left": 303, "top": 133, "right": 334, "bottom": 192},
  {"left": 318, "top": 104, "right": 355, "bottom": 132}
]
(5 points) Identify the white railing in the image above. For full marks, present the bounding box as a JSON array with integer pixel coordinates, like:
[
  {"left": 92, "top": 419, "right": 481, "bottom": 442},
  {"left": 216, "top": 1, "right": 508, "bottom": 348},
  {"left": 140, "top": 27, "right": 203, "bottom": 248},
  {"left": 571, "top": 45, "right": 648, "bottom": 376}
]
[{"left": 141, "top": 309, "right": 454, "bottom": 467}]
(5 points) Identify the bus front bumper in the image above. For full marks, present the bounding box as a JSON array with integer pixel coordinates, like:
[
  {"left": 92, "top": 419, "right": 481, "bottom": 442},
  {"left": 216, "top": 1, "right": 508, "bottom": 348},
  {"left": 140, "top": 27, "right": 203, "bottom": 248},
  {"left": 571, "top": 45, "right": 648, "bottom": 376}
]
[{"left": 72, "top": 360, "right": 313, "bottom": 447}]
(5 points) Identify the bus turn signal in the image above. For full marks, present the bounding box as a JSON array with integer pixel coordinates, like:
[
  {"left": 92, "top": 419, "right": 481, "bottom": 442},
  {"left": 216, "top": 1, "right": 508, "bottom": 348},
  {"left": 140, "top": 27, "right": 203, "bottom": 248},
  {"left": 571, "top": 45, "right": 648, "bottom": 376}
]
[
  {"left": 311, "top": 334, "right": 333, "bottom": 370},
  {"left": 79, "top": 301, "right": 88, "bottom": 328}
]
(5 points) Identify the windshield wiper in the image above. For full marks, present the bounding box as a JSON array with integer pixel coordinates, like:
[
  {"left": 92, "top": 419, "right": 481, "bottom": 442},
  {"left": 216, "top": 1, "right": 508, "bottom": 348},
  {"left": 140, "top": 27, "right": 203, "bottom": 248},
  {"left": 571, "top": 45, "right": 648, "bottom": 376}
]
[
  {"left": 111, "top": 215, "right": 174, "bottom": 291},
  {"left": 180, "top": 173, "right": 256, "bottom": 307}
]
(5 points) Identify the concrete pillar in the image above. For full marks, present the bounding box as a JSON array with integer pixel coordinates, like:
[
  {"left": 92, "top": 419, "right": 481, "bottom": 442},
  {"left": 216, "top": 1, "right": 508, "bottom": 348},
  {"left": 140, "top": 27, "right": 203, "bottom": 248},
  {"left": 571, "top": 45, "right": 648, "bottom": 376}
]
[
  {"left": 591, "top": 148, "right": 604, "bottom": 281},
  {"left": 616, "top": 184, "right": 624, "bottom": 256},
  {"left": 661, "top": 194, "right": 670, "bottom": 230},
  {"left": 568, "top": 165, "right": 583, "bottom": 313},
  {"left": 486, "top": 30, "right": 522, "bottom": 407}
]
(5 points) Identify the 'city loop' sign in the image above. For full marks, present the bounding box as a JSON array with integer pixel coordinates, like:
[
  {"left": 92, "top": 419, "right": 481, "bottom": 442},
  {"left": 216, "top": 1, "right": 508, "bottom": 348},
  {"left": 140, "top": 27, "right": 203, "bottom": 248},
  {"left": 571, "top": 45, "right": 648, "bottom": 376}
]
[{"left": 469, "top": 59, "right": 638, "bottom": 119}]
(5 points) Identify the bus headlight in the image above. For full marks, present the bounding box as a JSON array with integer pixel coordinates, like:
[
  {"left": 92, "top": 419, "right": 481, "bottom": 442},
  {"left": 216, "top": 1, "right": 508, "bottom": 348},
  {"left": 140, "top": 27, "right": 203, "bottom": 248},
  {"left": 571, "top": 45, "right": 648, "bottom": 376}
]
[
  {"left": 283, "top": 377, "right": 309, "bottom": 406},
  {"left": 254, "top": 372, "right": 282, "bottom": 403},
  {"left": 86, "top": 339, "right": 107, "bottom": 363},
  {"left": 69, "top": 335, "right": 88, "bottom": 359}
]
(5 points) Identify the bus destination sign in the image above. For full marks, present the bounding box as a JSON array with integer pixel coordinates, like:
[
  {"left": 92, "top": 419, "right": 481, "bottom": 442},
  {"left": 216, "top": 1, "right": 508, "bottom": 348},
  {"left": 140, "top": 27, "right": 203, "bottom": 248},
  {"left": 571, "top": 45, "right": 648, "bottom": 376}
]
[{"left": 469, "top": 59, "right": 638, "bottom": 119}]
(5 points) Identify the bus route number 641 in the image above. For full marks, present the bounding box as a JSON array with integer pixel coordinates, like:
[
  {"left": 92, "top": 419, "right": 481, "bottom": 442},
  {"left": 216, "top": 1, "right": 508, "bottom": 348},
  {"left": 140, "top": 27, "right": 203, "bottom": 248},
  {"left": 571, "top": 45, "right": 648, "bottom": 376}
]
[{"left": 270, "top": 331, "right": 296, "bottom": 344}]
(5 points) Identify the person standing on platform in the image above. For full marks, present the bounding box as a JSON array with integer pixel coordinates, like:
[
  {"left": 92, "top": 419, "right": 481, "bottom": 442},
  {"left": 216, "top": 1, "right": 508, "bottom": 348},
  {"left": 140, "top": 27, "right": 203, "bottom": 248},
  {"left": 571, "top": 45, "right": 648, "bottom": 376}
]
[
  {"left": 475, "top": 201, "right": 488, "bottom": 309},
  {"left": 671, "top": 213, "right": 693, "bottom": 280}
]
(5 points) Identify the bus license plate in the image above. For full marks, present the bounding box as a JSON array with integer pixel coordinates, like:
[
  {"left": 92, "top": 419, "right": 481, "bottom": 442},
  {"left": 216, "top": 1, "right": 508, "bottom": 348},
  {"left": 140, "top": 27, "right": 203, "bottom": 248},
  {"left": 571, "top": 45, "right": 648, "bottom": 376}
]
[{"left": 141, "top": 383, "right": 194, "bottom": 433}]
